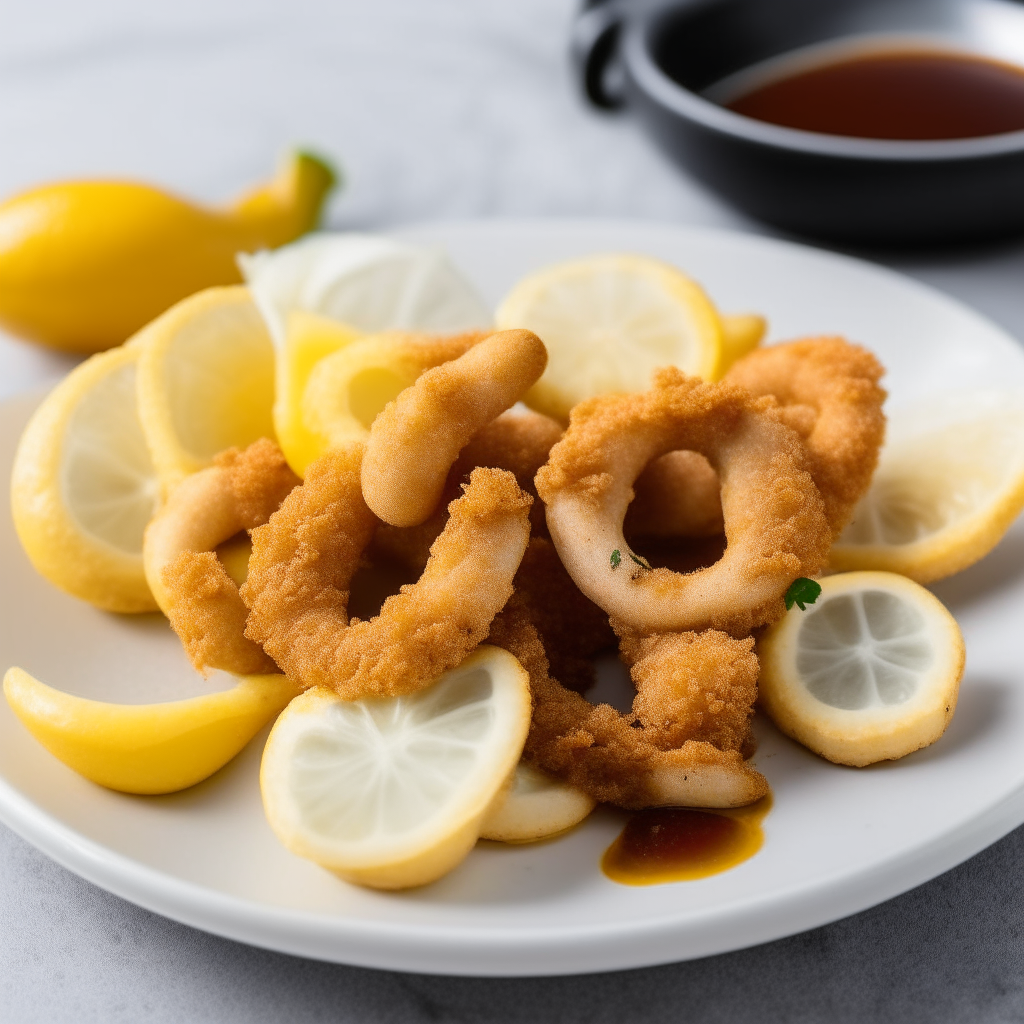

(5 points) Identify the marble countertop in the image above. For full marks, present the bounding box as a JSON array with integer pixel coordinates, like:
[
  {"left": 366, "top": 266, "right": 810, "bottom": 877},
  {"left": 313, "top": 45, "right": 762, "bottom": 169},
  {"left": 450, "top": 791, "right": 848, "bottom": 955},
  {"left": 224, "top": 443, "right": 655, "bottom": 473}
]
[{"left": 3, "top": 2, "right": 1024, "bottom": 1020}]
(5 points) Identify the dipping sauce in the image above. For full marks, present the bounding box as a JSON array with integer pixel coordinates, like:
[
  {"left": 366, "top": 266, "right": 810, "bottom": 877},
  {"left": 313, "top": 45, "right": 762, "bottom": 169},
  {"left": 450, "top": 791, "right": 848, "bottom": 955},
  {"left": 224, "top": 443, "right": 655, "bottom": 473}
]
[
  {"left": 726, "top": 51, "right": 1024, "bottom": 140},
  {"left": 602, "top": 795, "right": 772, "bottom": 885}
]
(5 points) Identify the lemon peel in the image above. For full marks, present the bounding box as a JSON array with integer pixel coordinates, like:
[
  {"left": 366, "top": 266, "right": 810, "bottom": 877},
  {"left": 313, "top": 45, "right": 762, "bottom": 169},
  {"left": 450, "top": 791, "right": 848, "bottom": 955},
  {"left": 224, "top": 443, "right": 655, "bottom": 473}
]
[{"left": 3, "top": 666, "right": 300, "bottom": 794}]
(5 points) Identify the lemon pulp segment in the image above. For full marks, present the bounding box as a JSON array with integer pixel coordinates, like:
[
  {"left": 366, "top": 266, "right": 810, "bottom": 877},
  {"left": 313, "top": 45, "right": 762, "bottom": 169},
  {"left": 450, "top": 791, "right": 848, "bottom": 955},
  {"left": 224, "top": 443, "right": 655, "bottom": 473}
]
[{"left": 4, "top": 667, "right": 300, "bottom": 794}]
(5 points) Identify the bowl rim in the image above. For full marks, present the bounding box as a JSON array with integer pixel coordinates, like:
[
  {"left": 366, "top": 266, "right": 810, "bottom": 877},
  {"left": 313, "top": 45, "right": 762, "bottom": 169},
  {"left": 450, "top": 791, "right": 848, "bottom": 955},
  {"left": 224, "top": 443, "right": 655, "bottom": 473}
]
[{"left": 623, "top": 8, "right": 1024, "bottom": 162}]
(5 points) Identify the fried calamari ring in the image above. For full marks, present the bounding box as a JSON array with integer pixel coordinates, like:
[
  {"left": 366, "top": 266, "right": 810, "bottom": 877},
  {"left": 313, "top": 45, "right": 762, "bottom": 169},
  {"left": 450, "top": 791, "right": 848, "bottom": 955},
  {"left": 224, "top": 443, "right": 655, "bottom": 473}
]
[
  {"left": 489, "top": 606, "right": 767, "bottom": 809},
  {"left": 724, "top": 337, "right": 886, "bottom": 536},
  {"left": 361, "top": 329, "right": 548, "bottom": 527},
  {"left": 371, "top": 409, "right": 563, "bottom": 572},
  {"left": 143, "top": 438, "right": 300, "bottom": 675},
  {"left": 536, "top": 369, "right": 831, "bottom": 637},
  {"left": 242, "top": 459, "right": 532, "bottom": 699}
]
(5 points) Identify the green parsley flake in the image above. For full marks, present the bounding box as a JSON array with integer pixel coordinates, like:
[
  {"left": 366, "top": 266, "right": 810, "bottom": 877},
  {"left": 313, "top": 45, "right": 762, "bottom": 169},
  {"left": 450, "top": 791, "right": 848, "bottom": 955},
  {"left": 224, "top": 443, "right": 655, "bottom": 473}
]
[
  {"left": 785, "top": 577, "right": 822, "bottom": 611},
  {"left": 610, "top": 549, "right": 622, "bottom": 569}
]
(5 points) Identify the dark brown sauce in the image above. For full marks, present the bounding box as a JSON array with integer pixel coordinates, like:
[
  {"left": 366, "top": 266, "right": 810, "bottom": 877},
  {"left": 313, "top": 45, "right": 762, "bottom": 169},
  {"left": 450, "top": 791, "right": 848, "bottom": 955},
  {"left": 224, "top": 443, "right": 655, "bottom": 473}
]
[
  {"left": 602, "top": 795, "right": 772, "bottom": 885},
  {"left": 727, "top": 50, "right": 1024, "bottom": 140}
]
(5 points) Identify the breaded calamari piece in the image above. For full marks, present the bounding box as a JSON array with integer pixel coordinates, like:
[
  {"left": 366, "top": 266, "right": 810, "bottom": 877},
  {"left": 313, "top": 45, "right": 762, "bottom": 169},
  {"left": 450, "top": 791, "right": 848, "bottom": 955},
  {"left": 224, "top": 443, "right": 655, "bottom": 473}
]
[
  {"left": 144, "top": 438, "right": 299, "bottom": 675},
  {"left": 489, "top": 607, "right": 767, "bottom": 809},
  {"left": 537, "top": 368, "right": 831, "bottom": 637},
  {"left": 371, "top": 409, "right": 563, "bottom": 572},
  {"left": 242, "top": 460, "right": 532, "bottom": 699},
  {"left": 361, "top": 329, "right": 547, "bottom": 527},
  {"left": 617, "top": 627, "right": 758, "bottom": 753},
  {"left": 725, "top": 337, "right": 886, "bottom": 536},
  {"left": 240, "top": 444, "right": 378, "bottom": 688}
]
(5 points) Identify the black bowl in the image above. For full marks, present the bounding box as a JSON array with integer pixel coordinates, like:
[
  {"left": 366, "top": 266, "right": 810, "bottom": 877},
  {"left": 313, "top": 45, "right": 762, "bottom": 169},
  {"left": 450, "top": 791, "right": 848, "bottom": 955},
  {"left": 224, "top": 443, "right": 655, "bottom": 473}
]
[{"left": 572, "top": 0, "right": 1024, "bottom": 244}]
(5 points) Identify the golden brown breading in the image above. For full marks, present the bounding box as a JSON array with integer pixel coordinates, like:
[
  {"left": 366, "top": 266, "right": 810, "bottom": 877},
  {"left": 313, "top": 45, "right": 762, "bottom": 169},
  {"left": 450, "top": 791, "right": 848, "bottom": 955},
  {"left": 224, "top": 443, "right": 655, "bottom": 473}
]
[
  {"left": 240, "top": 443, "right": 378, "bottom": 687},
  {"left": 724, "top": 337, "right": 886, "bottom": 536},
  {"left": 617, "top": 628, "right": 757, "bottom": 753},
  {"left": 242, "top": 459, "right": 533, "bottom": 699},
  {"left": 145, "top": 438, "right": 299, "bottom": 675}
]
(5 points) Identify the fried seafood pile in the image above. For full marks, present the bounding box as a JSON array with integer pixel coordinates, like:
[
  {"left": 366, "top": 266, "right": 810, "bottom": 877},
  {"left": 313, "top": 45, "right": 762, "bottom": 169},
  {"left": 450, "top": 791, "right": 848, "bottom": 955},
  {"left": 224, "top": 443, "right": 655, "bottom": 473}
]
[{"left": 146, "top": 329, "right": 886, "bottom": 812}]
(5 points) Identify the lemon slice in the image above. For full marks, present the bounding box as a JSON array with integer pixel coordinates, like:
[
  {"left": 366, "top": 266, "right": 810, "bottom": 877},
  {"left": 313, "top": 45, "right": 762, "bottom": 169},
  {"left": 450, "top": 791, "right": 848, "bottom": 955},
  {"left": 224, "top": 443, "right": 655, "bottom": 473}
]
[
  {"left": 480, "top": 763, "right": 596, "bottom": 843},
  {"left": 273, "top": 310, "right": 362, "bottom": 476},
  {"left": 3, "top": 667, "right": 300, "bottom": 794},
  {"left": 239, "top": 233, "right": 492, "bottom": 349},
  {"left": 716, "top": 313, "right": 766, "bottom": 378},
  {"left": 758, "top": 571, "right": 964, "bottom": 766},
  {"left": 494, "top": 254, "right": 724, "bottom": 421},
  {"left": 11, "top": 345, "right": 160, "bottom": 612},
  {"left": 831, "top": 391, "right": 1024, "bottom": 583},
  {"left": 260, "top": 646, "right": 531, "bottom": 889},
  {"left": 292, "top": 330, "right": 479, "bottom": 475},
  {"left": 134, "top": 286, "right": 276, "bottom": 495}
]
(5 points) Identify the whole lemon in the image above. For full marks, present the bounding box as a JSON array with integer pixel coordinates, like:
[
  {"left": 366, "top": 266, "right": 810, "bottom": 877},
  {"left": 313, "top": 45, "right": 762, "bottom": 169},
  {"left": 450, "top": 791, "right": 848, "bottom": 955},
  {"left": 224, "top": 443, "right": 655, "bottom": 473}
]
[{"left": 0, "top": 150, "right": 336, "bottom": 354}]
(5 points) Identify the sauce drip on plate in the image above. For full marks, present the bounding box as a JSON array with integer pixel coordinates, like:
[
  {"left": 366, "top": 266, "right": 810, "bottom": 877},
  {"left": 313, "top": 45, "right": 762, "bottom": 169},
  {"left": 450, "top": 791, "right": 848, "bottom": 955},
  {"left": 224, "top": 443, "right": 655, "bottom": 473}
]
[
  {"left": 602, "top": 795, "right": 771, "bottom": 885},
  {"left": 726, "top": 51, "right": 1024, "bottom": 140}
]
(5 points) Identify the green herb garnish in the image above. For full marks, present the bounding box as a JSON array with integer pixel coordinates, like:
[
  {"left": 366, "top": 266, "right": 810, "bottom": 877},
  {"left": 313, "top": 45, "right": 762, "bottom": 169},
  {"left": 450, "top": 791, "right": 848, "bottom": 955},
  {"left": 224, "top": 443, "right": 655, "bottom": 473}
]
[
  {"left": 785, "top": 577, "right": 822, "bottom": 611},
  {"left": 628, "top": 551, "right": 652, "bottom": 570},
  {"left": 610, "top": 549, "right": 622, "bottom": 569}
]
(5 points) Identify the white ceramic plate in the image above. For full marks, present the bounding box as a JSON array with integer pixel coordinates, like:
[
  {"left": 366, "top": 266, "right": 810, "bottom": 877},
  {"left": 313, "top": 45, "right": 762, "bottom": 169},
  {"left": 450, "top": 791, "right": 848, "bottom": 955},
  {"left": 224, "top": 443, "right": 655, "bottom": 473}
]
[{"left": 1, "top": 220, "right": 1024, "bottom": 978}]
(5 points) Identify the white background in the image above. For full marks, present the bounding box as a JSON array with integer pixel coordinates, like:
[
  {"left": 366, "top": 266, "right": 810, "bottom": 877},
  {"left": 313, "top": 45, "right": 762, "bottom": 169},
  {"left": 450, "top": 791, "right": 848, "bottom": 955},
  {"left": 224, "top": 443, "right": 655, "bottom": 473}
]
[{"left": 3, "top": 1, "right": 1024, "bottom": 1020}]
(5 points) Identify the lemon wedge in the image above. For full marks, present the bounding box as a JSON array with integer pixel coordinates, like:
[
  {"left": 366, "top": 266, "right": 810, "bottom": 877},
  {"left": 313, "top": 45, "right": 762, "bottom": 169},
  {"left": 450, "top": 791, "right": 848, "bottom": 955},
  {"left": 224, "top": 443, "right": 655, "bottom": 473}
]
[
  {"left": 134, "top": 286, "right": 276, "bottom": 495},
  {"left": 239, "top": 233, "right": 492, "bottom": 349},
  {"left": 831, "top": 391, "right": 1024, "bottom": 583},
  {"left": 3, "top": 667, "right": 300, "bottom": 794},
  {"left": 273, "top": 310, "right": 362, "bottom": 476},
  {"left": 494, "top": 254, "right": 724, "bottom": 421},
  {"left": 480, "top": 763, "right": 596, "bottom": 843},
  {"left": 758, "top": 571, "right": 964, "bottom": 766},
  {"left": 260, "top": 646, "right": 531, "bottom": 889},
  {"left": 11, "top": 345, "right": 160, "bottom": 612}
]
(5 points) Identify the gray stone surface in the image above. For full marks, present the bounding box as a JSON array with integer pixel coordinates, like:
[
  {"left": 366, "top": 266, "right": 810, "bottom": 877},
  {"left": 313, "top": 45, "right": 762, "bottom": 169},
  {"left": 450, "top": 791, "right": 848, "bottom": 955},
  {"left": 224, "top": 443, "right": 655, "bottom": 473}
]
[{"left": 3, "top": 1, "right": 1024, "bottom": 1019}]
